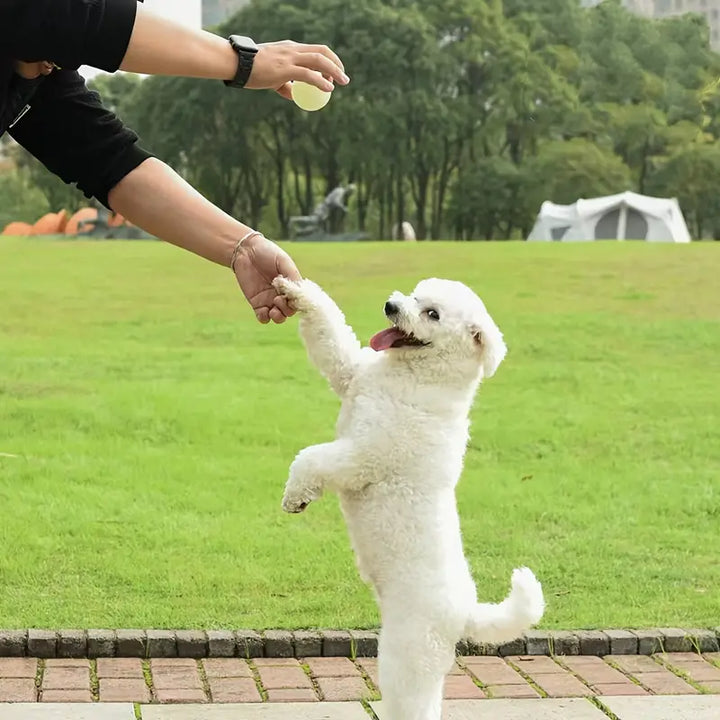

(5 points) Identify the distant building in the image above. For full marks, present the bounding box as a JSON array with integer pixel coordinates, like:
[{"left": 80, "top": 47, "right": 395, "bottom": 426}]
[
  {"left": 202, "top": 0, "right": 249, "bottom": 28},
  {"left": 582, "top": 0, "right": 720, "bottom": 49},
  {"left": 653, "top": 0, "right": 720, "bottom": 48}
]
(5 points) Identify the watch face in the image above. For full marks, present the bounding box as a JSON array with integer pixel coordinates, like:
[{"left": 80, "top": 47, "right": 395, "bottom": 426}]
[{"left": 230, "top": 35, "right": 258, "bottom": 53}]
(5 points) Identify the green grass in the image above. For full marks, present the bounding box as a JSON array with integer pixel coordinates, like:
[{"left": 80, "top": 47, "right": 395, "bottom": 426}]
[{"left": 0, "top": 238, "right": 718, "bottom": 630}]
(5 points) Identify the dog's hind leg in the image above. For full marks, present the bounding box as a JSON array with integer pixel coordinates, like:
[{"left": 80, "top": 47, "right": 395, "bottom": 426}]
[
  {"left": 273, "top": 277, "right": 364, "bottom": 396},
  {"left": 465, "top": 567, "right": 545, "bottom": 645},
  {"left": 378, "top": 622, "right": 452, "bottom": 720}
]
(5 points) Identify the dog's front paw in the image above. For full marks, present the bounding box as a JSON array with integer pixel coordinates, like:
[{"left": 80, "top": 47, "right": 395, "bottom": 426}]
[
  {"left": 281, "top": 485, "right": 322, "bottom": 514},
  {"left": 273, "top": 277, "right": 324, "bottom": 313}
]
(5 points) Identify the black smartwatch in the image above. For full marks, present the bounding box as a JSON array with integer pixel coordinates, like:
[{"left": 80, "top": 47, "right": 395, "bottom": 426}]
[{"left": 224, "top": 35, "right": 259, "bottom": 89}]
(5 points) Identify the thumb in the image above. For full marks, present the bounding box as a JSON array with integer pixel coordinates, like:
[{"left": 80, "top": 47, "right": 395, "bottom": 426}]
[{"left": 276, "top": 252, "right": 303, "bottom": 282}]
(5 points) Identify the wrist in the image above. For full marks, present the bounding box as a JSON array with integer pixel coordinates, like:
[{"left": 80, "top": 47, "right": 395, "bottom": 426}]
[{"left": 230, "top": 230, "right": 265, "bottom": 272}]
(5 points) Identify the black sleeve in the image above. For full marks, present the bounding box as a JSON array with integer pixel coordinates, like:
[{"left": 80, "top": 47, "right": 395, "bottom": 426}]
[
  {"left": 8, "top": 69, "right": 153, "bottom": 208},
  {"left": 0, "top": 0, "right": 138, "bottom": 72}
]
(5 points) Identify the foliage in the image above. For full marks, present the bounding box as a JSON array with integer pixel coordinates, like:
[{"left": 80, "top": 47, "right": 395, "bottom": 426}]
[{"left": 11, "top": 0, "right": 720, "bottom": 239}]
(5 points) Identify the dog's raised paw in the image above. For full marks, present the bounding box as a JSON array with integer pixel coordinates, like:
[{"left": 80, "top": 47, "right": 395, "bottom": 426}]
[{"left": 272, "top": 277, "right": 324, "bottom": 312}]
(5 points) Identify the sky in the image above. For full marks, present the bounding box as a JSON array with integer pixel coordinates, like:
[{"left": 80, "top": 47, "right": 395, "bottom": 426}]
[{"left": 80, "top": 0, "right": 202, "bottom": 80}]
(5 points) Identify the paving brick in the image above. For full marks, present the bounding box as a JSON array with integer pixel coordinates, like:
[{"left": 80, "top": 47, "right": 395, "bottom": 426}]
[
  {"left": 208, "top": 677, "right": 261, "bottom": 702},
  {"left": 592, "top": 682, "right": 647, "bottom": 695},
  {"left": 42, "top": 665, "right": 90, "bottom": 690},
  {"left": 263, "top": 630, "right": 294, "bottom": 659},
  {"left": 293, "top": 631, "right": 322, "bottom": 658},
  {"left": 576, "top": 631, "right": 610, "bottom": 657},
  {"left": 701, "top": 680, "right": 720, "bottom": 692},
  {"left": 254, "top": 658, "right": 298, "bottom": 667},
  {"left": 175, "top": 631, "right": 207, "bottom": 659},
  {"left": 202, "top": 659, "right": 253, "bottom": 679},
  {"left": 236, "top": 630, "right": 263, "bottom": 659},
  {"left": 561, "top": 656, "right": 634, "bottom": 686},
  {"left": 27, "top": 630, "right": 56, "bottom": 658},
  {"left": 96, "top": 658, "right": 144, "bottom": 679},
  {"left": 147, "top": 631, "right": 177, "bottom": 658},
  {"left": 0, "top": 631, "right": 27, "bottom": 657},
  {"left": 151, "top": 668, "right": 203, "bottom": 691},
  {"left": 266, "top": 687, "right": 318, "bottom": 702},
  {"left": 448, "top": 662, "right": 465, "bottom": 675},
  {"left": 509, "top": 656, "right": 565, "bottom": 674},
  {"left": 485, "top": 683, "right": 540, "bottom": 698},
  {"left": 0, "top": 657, "right": 37, "bottom": 677},
  {"left": 155, "top": 687, "right": 207, "bottom": 703},
  {"left": 349, "top": 630, "right": 378, "bottom": 658},
  {"left": 605, "top": 629, "right": 638, "bottom": 655},
  {"left": 356, "top": 658, "right": 379, "bottom": 689},
  {"left": 44, "top": 659, "right": 88, "bottom": 668},
  {"left": 687, "top": 629, "right": 720, "bottom": 653},
  {"left": 610, "top": 654, "right": 664, "bottom": 674},
  {"left": 87, "top": 630, "right": 116, "bottom": 658},
  {"left": 660, "top": 628, "right": 693, "bottom": 653},
  {"left": 41, "top": 689, "right": 93, "bottom": 702},
  {"left": 0, "top": 678, "right": 36, "bottom": 702},
  {"left": 523, "top": 630, "right": 551, "bottom": 656},
  {"left": 442, "top": 674, "right": 484, "bottom": 699},
  {"left": 321, "top": 630, "right": 352, "bottom": 657},
  {"left": 116, "top": 630, "right": 146, "bottom": 658},
  {"left": 706, "top": 652, "right": 720, "bottom": 664},
  {"left": 498, "top": 637, "right": 525, "bottom": 656},
  {"left": 206, "top": 631, "right": 235, "bottom": 658},
  {"left": 99, "top": 678, "right": 152, "bottom": 703},
  {"left": 531, "top": 673, "right": 593, "bottom": 697},
  {"left": 550, "top": 631, "right": 580, "bottom": 656},
  {"left": 316, "top": 676, "right": 372, "bottom": 701},
  {"left": 152, "top": 658, "right": 197, "bottom": 669},
  {"left": 464, "top": 657, "right": 526, "bottom": 685},
  {"left": 57, "top": 630, "right": 86, "bottom": 659},
  {"left": 635, "top": 628, "right": 665, "bottom": 655},
  {"left": 633, "top": 671, "right": 698, "bottom": 694},
  {"left": 660, "top": 652, "right": 720, "bottom": 684},
  {"left": 257, "top": 665, "right": 312, "bottom": 690},
  {"left": 305, "top": 657, "right": 359, "bottom": 677}
]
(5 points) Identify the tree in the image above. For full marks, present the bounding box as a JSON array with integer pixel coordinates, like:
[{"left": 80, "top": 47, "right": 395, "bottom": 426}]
[{"left": 527, "top": 138, "right": 632, "bottom": 208}]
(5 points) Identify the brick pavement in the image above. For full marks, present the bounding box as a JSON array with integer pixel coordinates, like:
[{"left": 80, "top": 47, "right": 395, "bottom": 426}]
[{"left": 0, "top": 652, "right": 718, "bottom": 703}]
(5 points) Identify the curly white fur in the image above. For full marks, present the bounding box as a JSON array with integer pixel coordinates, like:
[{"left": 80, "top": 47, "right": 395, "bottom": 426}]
[{"left": 274, "top": 276, "right": 544, "bottom": 720}]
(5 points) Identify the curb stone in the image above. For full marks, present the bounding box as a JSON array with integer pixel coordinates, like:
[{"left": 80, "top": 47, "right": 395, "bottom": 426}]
[{"left": 1, "top": 627, "right": 718, "bottom": 658}]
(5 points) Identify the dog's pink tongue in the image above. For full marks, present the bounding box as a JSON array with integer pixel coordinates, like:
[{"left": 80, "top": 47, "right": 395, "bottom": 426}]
[{"left": 370, "top": 327, "right": 405, "bottom": 352}]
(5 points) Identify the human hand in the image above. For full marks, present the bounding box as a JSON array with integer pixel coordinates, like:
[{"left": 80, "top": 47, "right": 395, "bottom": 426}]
[
  {"left": 12, "top": 60, "right": 57, "bottom": 79},
  {"left": 244, "top": 40, "right": 349, "bottom": 100},
  {"left": 233, "top": 234, "right": 302, "bottom": 324}
]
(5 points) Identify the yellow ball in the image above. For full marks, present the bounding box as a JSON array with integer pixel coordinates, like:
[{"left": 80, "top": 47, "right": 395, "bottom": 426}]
[{"left": 291, "top": 81, "right": 332, "bottom": 112}]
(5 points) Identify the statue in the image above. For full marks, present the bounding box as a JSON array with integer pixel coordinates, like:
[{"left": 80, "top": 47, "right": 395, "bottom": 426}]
[{"left": 289, "top": 183, "right": 367, "bottom": 241}]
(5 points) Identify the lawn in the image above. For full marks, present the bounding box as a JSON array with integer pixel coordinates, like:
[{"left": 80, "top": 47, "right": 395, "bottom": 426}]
[{"left": 0, "top": 237, "right": 718, "bottom": 631}]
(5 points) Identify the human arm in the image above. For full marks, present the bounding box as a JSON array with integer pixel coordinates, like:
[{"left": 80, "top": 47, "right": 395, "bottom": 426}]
[
  {"left": 9, "top": 70, "right": 300, "bottom": 324},
  {"left": 1, "top": 0, "right": 348, "bottom": 95}
]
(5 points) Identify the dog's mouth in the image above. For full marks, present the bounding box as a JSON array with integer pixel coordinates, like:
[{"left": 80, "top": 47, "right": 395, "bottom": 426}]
[{"left": 369, "top": 326, "right": 429, "bottom": 352}]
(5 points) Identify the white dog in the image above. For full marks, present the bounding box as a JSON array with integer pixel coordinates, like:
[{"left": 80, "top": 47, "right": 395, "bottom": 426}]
[{"left": 274, "top": 276, "right": 544, "bottom": 720}]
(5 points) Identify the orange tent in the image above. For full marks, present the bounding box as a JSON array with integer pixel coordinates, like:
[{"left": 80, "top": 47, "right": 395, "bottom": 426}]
[
  {"left": 2, "top": 221, "right": 34, "bottom": 236},
  {"left": 65, "top": 207, "right": 97, "bottom": 236},
  {"left": 33, "top": 210, "right": 69, "bottom": 235}
]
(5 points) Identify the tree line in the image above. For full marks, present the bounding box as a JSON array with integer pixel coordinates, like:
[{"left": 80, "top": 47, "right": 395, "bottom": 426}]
[{"left": 5, "top": 0, "right": 720, "bottom": 240}]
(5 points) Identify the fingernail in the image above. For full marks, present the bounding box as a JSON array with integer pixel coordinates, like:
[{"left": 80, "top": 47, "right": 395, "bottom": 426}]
[{"left": 341, "top": 72, "right": 350, "bottom": 84}]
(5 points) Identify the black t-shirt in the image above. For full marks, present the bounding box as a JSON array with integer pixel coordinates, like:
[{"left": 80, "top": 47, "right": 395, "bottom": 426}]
[{"left": 0, "top": 0, "right": 152, "bottom": 207}]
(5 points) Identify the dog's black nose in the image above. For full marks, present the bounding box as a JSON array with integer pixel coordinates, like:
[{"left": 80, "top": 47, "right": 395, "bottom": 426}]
[{"left": 384, "top": 301, "right": 399, "bottom": 316}]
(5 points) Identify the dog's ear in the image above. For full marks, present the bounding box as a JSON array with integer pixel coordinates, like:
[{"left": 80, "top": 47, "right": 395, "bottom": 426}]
[{"left": 471, "top": 318, "right": 507, "bottom": 379}]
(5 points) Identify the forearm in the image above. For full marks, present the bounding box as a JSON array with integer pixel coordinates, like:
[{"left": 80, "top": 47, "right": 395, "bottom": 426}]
[
  {"left": 107, "top": 158, "right": 246, "bottom": 267},
  {"left": 119, "top": 5, "right": 236, "bottom": 80}
]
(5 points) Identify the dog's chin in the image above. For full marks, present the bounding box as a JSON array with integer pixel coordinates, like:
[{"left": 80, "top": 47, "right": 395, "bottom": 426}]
[{"left": 369, "top": 325, "right": 430, "bottom": 352}]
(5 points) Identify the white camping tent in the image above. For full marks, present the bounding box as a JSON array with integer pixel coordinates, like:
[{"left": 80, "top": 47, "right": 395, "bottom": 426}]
[{"left": 527, "top": 191, "right": 691, "bottom": 243}]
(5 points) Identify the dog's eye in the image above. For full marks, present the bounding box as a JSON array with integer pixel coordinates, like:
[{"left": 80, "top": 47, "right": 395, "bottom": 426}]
[{"left": 425, "top": 309, "right": 440, "bottom": 321}]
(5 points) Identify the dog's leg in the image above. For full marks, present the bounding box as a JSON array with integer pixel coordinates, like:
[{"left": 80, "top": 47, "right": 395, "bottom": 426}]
[
  {"left": 274, "top": 277, "right": 363, "bottom": 397},
  {"left": 465, "top": 567, "right": 545, "bottom": 644},
  {"left": 378, "top": 620, "right": 452, "bottom": 720},
  {"left": 282, "top": 439, "right": 362, "bottom": 513}
]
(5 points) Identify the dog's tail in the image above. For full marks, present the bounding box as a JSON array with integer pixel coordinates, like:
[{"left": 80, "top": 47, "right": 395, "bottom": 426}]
[{"left": 464, "top": 567, "right": 545, "bottom": 645}]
